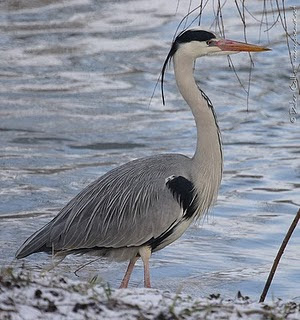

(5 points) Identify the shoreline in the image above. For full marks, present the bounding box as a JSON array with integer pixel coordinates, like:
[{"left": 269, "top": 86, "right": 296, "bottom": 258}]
[{"left": 1, "top": 268, "right": 299, "bottom": 320}]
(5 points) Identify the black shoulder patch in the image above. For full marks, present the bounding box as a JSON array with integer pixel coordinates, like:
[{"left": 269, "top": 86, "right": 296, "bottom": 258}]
[{"left": 165, "top": 175, "right": 198, "bottom": 219}]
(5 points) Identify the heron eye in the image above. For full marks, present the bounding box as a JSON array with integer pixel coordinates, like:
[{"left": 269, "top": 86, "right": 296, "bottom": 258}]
[{"left": 206, "top": 40, "right": 212, "bottom": 46}]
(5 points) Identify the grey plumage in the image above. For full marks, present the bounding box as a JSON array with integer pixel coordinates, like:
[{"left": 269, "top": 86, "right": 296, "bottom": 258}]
[
  {"left": 16, "top": 154, "right": 205, "bottom": 261},
  {"left": 16, "top": 27, "right": 268, "bottom": 288}
]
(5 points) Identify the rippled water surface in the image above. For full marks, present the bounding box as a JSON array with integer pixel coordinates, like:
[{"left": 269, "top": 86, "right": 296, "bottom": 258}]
[{"left": 0, "top": 0, "right": 299, "bottom": 301}]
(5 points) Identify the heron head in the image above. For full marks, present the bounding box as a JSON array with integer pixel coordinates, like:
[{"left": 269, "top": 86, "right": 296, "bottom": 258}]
[
  {"left": 170, "top": 27, "right": 270, "bottom": 58},
  {"left": 161, "top": 27, "right": 270, "bottom": 104}
]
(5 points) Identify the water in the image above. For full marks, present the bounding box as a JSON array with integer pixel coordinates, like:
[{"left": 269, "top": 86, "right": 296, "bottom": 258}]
[{"left": 0, "top": 0, "right": 299, "bottom": 301}]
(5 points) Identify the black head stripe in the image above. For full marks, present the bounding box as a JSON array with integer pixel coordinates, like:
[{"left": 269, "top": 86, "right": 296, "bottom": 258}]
[{"left": 175, "top": 30, "right": 216, "bottom": 44}]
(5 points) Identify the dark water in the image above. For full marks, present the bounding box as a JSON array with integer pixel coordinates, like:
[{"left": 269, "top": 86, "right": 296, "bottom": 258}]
[{"left": 0, "top": 0, "right": 299, "bottom": 301}]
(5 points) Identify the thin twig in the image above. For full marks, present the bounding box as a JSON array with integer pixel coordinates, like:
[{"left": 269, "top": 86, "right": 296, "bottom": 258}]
[
  {"left": 198, "top": 0, "right": 204, "bottom": 26},
  {"left": 74, "top": 257, "right": 101, "bottom": 277},
  {"left": 183, "top": 0, "right": 193, "bottom": 29},
  {"left": 227, "top": 56, "right": 248, "bottom": 94},
  {"left": 259, "top": 208, "right": 300, "bottom": 303}
]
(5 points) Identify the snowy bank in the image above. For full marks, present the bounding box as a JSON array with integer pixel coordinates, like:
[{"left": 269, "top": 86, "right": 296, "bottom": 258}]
[{"left": 1, "top": 268, "right": 299, "bottom": 320}]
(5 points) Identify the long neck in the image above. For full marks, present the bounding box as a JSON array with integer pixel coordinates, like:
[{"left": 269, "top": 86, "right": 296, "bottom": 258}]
[{"left": 173, "top": 50, "right": 223, "bottom": 209}]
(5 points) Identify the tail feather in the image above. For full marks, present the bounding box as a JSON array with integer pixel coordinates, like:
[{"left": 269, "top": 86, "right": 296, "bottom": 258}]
[{"left": 15, "top": 223, "right": 52, "bottom": 259}]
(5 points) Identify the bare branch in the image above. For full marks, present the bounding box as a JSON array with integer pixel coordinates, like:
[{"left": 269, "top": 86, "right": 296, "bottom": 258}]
[{"left": 259, "top": 209, "right": 300, "bottom": 303}]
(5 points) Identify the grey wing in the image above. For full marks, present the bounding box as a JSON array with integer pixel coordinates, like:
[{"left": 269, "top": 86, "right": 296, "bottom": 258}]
[{"left": 45, "top": 154, "right": 192, "bottom": 252}]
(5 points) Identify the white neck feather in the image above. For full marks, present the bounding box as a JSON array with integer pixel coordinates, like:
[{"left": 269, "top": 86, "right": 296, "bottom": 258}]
[{"left": 173, "top": 47, "right": 223, "bottom": 213}]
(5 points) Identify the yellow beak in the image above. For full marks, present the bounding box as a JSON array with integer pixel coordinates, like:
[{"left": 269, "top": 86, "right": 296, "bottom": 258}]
[{"left": 213, "top": 39, "right": 271, "bottom": 52}]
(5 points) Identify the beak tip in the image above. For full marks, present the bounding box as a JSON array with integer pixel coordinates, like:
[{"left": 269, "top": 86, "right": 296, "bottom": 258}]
[
  {"left": 259, "top": 46, "right": 272, "bottom": 51},
  {"left": 255, "top": 47, "right": 271, "bottom": 52}
]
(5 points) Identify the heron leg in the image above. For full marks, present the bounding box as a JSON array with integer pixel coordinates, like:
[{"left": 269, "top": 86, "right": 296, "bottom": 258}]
[
  {"left": 139, "top": 246, "right": 152, "bottom": 288},
  {"left": 119, "top": 256, "right": 139, "bottom": 289}
]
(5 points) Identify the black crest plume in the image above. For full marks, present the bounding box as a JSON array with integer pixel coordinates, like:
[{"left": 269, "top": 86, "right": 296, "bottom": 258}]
[{"left": 160, "top": 30, "right": 216, "bottom": 105}]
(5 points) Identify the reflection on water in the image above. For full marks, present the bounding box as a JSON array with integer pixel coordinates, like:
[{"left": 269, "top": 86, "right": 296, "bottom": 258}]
[{"left": 0, "top": 0, "right": 299, "bottom": 301}]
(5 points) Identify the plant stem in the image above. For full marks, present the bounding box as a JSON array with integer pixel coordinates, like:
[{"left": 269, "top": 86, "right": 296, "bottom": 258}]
[{"left": 259, "top": 208, "right": 300, "bottom": 303}]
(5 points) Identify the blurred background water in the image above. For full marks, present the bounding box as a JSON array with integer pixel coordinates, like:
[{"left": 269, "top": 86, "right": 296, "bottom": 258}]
[{"left": 0, "top": 0, "right": 299, "bottom": 301}]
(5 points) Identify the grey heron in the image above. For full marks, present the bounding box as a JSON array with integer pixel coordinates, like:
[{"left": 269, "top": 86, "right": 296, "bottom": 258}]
[{"left": 16, "top": 28, "right": 269, "bottom": 288}]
